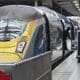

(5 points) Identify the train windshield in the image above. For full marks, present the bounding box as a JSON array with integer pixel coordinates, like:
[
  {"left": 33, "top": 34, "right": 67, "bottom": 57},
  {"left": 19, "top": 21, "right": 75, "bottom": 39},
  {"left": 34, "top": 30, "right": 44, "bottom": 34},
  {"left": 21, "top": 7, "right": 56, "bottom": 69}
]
[{"left": 0, "top": 19, "right": 27, "bottom": 41}]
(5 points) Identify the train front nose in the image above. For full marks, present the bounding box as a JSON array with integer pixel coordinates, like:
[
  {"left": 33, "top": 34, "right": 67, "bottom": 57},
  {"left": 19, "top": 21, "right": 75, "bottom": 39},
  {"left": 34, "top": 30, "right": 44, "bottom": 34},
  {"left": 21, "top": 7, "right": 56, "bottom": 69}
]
[
  {"left": 0, "top": 19, "right": 29, "bottom": 63},
  {"left": 0, "top": 53, "right": 21, "bottom": 63}
]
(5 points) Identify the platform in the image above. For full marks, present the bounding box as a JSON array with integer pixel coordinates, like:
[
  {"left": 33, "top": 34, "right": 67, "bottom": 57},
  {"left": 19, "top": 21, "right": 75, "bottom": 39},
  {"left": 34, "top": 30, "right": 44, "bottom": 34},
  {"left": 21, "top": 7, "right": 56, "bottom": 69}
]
[
  {"left": 52, "top": 51, "right": 80, "bottom": 80},
  {"left": 51, "top": 40, "right": 72, "bottom": 61},
  {"left": 51, "top": 50, "right": 62, "bottom": 61}
]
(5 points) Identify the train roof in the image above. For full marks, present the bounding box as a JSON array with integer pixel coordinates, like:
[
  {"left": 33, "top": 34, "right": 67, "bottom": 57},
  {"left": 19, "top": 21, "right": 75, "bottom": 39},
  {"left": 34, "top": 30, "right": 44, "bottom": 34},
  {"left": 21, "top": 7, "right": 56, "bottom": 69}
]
[
  {"left": 36, "top": 6, "right": 70, "bottom": 24},
  {"left": 58, "top": 13, "right": 70, "bottom": 24},
  {"left": 37, "top": 7, "right": 57, "bottom": 16},
  {"left": 69, "top": 18, "right": 78, "bottom": 25},
  {"left": 0, "top": 5, "right": 41, "bottom": 21},
  {"left": 35, "top": 6, "right": 59, "bottom": 20}
]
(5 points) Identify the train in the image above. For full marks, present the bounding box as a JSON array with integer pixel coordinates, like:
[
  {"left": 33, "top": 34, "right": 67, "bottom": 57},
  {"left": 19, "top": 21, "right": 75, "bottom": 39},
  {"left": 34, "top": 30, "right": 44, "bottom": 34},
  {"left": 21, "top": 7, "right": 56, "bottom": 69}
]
[
  {"left": 36, "top": 6, "right": 79, "bottom": 60},
  {"left": 68, "top": 18, "right": 79, "bottom": 50},
  {"left": 0, "top": 5, "right": 78, "bottom": 80}
]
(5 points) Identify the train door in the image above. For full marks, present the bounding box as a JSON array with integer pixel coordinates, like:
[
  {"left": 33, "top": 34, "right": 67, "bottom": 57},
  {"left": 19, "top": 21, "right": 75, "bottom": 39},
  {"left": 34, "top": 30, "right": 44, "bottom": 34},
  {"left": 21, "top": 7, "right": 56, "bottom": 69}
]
[
  {"left": 42, "top": 14, "right": 50, "bottom": 51},
  {"left": 48, "top": 18, "right": 63, "bottom": 51},
  {"left": 60, "top": 20, "right": 72, "bottom": 57},
  {"left": 60, "top": 20, "right": 66, "bottom": 57},
  {"left": 66, "top": 26, "right": 72, "bottom": 51},
  {"left": 71, "top": 23, "right": 79, "bottom": 50},
  {"left": 70, "top": 22, "right": 75, "bottom": 50},
  {"left": 49, "top": 18, "right": 63, "bottom": 60}
]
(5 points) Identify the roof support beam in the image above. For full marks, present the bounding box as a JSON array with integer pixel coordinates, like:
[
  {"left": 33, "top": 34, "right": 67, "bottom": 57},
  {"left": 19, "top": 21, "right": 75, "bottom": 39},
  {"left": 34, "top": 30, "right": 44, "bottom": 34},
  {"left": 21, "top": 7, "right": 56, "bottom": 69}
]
[
  {"left": 41, "top": 0, "right": 53, "bottom": 7},
  {"left": 34, "top": 0, "right": 38, "bottom": 6},
  {"left": 79, "top": 0, "right": 80, "bottom": 7}
]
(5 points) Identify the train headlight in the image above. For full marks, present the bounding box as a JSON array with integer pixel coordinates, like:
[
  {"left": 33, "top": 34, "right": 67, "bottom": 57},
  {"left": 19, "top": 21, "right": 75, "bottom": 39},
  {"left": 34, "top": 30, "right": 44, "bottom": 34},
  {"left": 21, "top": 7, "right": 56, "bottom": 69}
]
[
  {"left": 16, "top": 41, "right": 26, "bottom": 53},
  {"left": 0, "top": 70, "right": 11, "bottom": 80}
]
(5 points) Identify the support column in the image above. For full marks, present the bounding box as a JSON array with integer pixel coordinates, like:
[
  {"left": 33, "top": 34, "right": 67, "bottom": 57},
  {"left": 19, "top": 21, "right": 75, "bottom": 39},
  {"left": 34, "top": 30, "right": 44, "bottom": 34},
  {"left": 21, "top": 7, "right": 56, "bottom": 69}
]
[
  {"left": 34, "top": 0, "right": 38, "bottom": 6},
  {"left": 79, "top": 0, "right": 80, "bottom": 8},
  {"left": 42, "top": 0, "right": 53, "bottom": 7}
]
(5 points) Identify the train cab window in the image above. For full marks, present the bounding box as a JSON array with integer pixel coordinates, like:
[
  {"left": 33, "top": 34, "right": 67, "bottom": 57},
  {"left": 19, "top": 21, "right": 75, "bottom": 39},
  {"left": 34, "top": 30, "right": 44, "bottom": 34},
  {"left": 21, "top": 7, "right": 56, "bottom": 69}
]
[
  {"left": 0, "top": 19, "right": 27, "bottom": 41},
  {"left": 34, "top": 23, "right": 48, "bottom": 55}
]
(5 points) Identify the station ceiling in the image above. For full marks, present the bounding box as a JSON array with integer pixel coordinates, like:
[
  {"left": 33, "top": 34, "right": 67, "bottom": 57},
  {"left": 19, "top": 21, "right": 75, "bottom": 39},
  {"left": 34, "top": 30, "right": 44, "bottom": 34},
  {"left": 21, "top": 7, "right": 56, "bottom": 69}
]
[
  {"left": 53, "top": 0, "right": 80, "bottom": 16},
  {"left": 0, "top": 0, "right": 79, "bottom": 16}
]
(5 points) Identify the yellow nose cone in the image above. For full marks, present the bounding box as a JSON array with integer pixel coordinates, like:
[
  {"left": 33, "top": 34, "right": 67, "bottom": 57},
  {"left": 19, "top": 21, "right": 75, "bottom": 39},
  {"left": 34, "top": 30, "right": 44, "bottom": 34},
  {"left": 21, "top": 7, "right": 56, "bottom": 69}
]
[{"left": 0, "top": 53, "right": 21, "bottom": 63}]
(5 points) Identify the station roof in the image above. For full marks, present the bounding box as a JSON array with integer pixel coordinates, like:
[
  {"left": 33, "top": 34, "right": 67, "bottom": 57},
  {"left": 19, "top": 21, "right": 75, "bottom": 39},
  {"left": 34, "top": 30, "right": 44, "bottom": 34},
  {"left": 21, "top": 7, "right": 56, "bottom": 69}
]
[
  {"left": 53, "top": 0, "right": 80, "bottom": 16},
  {"left": 0, "top": 0, "right": 80, "bottom": 16}
]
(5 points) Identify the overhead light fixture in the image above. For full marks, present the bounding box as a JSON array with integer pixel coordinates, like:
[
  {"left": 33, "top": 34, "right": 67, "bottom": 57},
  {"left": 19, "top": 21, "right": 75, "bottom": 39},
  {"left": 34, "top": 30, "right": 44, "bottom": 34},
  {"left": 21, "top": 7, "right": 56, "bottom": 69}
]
[
  {"left": 73, "top": 0, "right": 78, "bottom": 4},
  {"left": 78, "top": 8, "right": 80, "bottom": 11},
  {"left": 75, "top": 3, "right": 79, "bottom": 8},
  {"left": 73, "top": 0, "right": 80, "bottom": 9},
  {"left": 76, "top": 6, "right": 79, "bottom": 8}
]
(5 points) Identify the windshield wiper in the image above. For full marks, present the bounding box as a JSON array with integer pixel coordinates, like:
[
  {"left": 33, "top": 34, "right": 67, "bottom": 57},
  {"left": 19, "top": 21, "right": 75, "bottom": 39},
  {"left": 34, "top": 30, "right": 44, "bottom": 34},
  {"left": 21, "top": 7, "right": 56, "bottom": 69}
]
[{"left": 4, "top": 19, "right": 10, "bottom": 41}]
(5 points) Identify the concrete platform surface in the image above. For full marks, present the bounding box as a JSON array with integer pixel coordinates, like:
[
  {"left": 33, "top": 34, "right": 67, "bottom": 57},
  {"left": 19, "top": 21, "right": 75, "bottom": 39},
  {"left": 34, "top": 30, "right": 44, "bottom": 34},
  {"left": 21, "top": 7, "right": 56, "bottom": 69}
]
[{"left": 52, "top": 51, "right": 80, "bottom": 80}]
